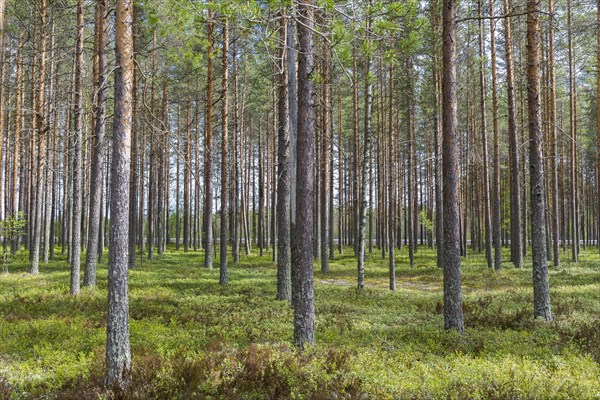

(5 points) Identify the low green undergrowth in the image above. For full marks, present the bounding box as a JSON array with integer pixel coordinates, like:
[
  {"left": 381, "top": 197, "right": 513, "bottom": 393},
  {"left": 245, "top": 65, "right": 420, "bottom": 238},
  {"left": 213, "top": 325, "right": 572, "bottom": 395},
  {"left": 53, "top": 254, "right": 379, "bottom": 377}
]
[{"left": 1, "top": 245, "right": 600, "bottom": 399}]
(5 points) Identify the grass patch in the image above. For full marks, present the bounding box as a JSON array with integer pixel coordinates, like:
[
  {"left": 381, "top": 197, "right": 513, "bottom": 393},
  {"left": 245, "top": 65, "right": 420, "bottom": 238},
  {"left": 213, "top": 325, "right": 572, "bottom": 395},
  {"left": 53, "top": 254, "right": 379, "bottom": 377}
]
[{"left": 1, "top": 245, "right": 600, "bottom": 399}]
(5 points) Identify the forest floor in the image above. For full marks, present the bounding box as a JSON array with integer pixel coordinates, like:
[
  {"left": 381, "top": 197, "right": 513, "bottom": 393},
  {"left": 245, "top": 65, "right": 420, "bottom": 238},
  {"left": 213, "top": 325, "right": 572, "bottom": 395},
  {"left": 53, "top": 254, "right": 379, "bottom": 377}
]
[{"left": 1, "top": 245, "right": 600, "bottom": 399}]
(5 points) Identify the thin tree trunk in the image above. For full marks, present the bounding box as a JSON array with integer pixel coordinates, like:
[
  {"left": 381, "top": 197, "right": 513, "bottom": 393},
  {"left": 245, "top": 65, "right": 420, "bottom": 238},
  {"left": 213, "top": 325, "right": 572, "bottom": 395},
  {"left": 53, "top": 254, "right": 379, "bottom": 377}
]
[
  {"left": 147, "top": 32, "right": 156, "bottom": 261},
  {"left": 85, "top": 0, "right": 108, "bottom": 286},
  {"left": 567, "top": 0, "right": 578, "bottom": 263},
  {"left": 42, "top": 19, "right": 56, "bottom": 264},
  {"left": 388, "top": 64, "right": 396, "bottom": 290},
  {"left": 549, "top": 0, "right": 560, "bottom": 266},
  {"left": 220, "top": 17, "right": 229, "bottom": 285},
  {"left": 232, "top": 33, "right": 240, "bottom": 263},
  {"left": 276, "top": 12, "right": 291, "bottom": 301},
  {"left": 128, "top": 3, "right": 139, "bottom": 269},
  {"left": 503, "top": 0, "right": 522, "bottom": 268},
  {"left": 407, "top": 57, "right": 416, "bottom": 268},
  {"left": 432, "top": 0, "right": 443, "bottom": 269},
  {"left": 320, "top": 30, "right": 330, "bottom": 273},
  {"left": 203, "top": 12, "right": 215, "bottom": 269},
  {"left": 70, "top": 0, "right": 84, "bottom": 294},
  {"left": 478, "top": 0, "right": 493, "bottom": 269},
  {"left": 489, "top": 0, "right": 502, "bottom": 270},
  {"left": 30, "top": 0, "right": 47, "bottom": 275},
  {"left": 184, "top": 101, "right": 191, "bottom": 252},
  {"left": 357, "top": 5, "right": 372, "bottom": 290}
]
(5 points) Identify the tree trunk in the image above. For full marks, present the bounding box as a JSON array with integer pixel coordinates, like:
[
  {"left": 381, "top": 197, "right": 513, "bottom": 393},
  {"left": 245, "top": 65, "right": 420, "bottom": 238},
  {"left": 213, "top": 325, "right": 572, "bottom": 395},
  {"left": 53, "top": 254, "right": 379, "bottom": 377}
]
[
  {"left": 431, "top": 0, "right": 443, "bottom": 269},
  {"left": 128, "top": 3, "right": 139, "bottom": 269},
  {"left": 388, "top": 64, "right": 396, "bottom": 290},
  {"left": 488, "top": 0, "right": 502, "bottom": 270},
  {"left": 526, "top": 0, "right": 552, "bottom": 321},
  {"left": 203, "top": 12, "right": 215, "bottom": 269},
  {"left": 70, "top": 0, "right": 84, "bottom": 294},
  {"left": 276, "top": 12, "right": 291, "bottom": 301},
  {"left": 357, "top": 5, "right": 372, "bottom": 290},
  {"left": 567, "top": 0, "right": 578, "bottom": 263},
  {"left": 220, "top": 17, "right": 229, "bottom": 285},
  {"left": 232, "top": 33, "right": 240, "bottom": 263},
  {"left": 442, "top": 0, "right": 464, "bottom": 332},
  {"left": 106, "top": 0, "right": 133, "bottom": 387},
  {"left": 30, "top": 0, "right": 47, "bottom": 275},
  {"left": 184, "top": 101, "right": 191, "bottom": 252},
  {"left": 10, "top": 34, "right": 23, "bottom": 256},
  {"left": 320, "top": 29, "right": 330, "bottom": 274},
  {"left": 85, "top": 0, "right": 108, "bottom": 286},
  {"left": 292, "top": 0, "right": 316, "bottom": 348},
  {"left": 478, "top": 0, "right": 493, "bottom": 269},
  {"left": 42, "top": 19, "right": 57, "bottom": 264},
  {"left": 549, "top": 0, "right": 560, "bottom": 266},
  {"left": 407, "top": 58, "right": 416, "bottom": 268},
  {"left": 503, "top": 0, "right": 522, "bottom": 268}
]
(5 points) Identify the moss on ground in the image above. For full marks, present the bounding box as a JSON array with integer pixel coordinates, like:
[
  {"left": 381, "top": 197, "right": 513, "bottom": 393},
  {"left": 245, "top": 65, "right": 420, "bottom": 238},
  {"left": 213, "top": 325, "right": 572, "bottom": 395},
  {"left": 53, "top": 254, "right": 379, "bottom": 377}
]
[{"left": 1, "top": 245, "right": 600, "bottom": 399}]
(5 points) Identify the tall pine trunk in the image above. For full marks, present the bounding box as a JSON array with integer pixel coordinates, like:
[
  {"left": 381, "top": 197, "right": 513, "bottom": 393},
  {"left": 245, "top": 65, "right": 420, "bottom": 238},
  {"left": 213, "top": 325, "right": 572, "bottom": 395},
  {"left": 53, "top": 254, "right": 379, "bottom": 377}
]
[
  {"left": 30, "top": 0, "right": 47, "bottom": 275},
  {"left": 442, "top": 0, "right": 464, "bottom": 332},
  {"left": 357, "top": 3, "right": 372, "bottom": 290},
  {"left": 526, "top": 0, "right": 552, "bottom": 321},
  {"left": 85, "top": 0, "right": 108, "bottom": 286},
  {"left": 503, "top": 0, "right": 522, "bottom": 268},
  {"left": 220, "top": 17, "right": 229, "bottom": 285},
  {"left": 70, "top": 0, "right": 84, "bottom": 294},
  {"left": 106, "top": 0, "right": 133, "bottom": 386},
  {"left": 293, "top": 0, "right": 316, "bottom": 348},
  {"left": 203, "top": 12, "right": 215, "bottom": 269},
  {"left": 276, "top": 12, "right": 291, "bottom": 301}
]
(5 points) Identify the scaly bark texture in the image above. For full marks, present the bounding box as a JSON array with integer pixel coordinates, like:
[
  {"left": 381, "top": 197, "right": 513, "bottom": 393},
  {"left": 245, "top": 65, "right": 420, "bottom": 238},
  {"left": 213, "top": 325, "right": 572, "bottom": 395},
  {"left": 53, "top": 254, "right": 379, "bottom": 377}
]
[
  {"left": 526, "top": 0, "right": 552, "bottom": 321},
  {"left": 293, "top": 0, "right": 316, "bottom": 348},
  {"left": 70, "top": 0, "right": 84, "bottom": 295},
  {"left": 30, "top": 0, "right": 47, "bottom": 276},
  {"left": 503, "top": 0, "right": 522, "bottom": 268},
  {"left": 276, "top": 13, "right": 291, "bottom": 301},
  {"left": 489, "top": 0, "right": 502, "bottom": 270},
  {"left": 106, "top": 0, "right": 133, "bottom": 388},
  {"left": 442, "top": 0, "right": 464, "bottom": 332},
  {"left": 85, "top": 0, "right": 108, "bottom": 287}
]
